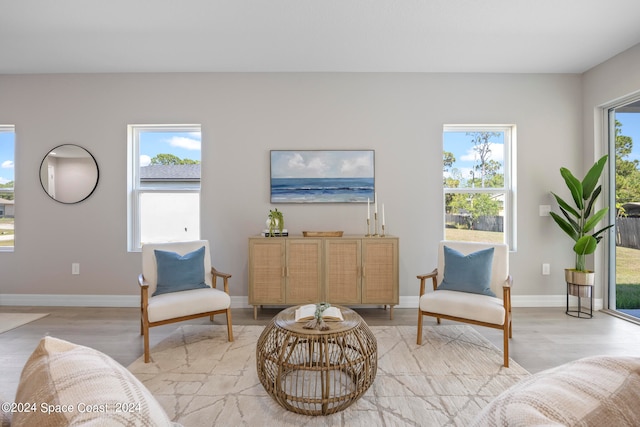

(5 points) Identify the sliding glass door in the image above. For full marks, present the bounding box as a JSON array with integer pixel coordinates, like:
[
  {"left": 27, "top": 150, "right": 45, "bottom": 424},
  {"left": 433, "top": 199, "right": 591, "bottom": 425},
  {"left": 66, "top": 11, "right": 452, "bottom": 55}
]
[{"left": 609, "top": 99, "right": 640, "bottom": 319}]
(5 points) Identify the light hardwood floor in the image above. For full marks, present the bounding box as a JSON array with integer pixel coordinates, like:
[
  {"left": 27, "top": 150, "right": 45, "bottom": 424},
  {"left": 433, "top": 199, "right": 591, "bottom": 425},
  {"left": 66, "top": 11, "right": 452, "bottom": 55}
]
[{"left": 2, "top": 306, "right": 640, "bottom": 401}]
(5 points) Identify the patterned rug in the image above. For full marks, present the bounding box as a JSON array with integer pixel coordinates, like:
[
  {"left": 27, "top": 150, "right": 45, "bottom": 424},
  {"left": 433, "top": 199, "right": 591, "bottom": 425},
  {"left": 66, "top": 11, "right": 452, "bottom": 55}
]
[
  {"left": 0, "top": 313, "right": 48, "bottom": 334},
  {"left": 128, "top": 324, "right": 530, "bottom": 426}
]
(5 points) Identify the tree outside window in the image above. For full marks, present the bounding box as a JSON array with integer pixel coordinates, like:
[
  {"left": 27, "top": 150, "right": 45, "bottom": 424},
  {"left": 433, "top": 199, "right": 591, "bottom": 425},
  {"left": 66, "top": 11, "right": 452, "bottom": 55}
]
[{"left": 443, "top": 126, "right": 515, "bottom": 247}]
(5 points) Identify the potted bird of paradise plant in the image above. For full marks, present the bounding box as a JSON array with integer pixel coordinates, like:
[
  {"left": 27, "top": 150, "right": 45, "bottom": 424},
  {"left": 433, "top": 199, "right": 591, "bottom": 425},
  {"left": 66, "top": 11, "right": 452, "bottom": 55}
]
[{"left": 550, "top": 155, "right": 614, "bottom": 297}]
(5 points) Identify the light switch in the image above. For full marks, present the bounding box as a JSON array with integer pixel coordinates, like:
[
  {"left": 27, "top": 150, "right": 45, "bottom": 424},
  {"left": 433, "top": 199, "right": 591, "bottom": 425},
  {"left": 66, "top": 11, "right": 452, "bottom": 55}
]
[
  {"left": 542, "top": 263, "right": 550, "bottom": 275},
  {"left": 539, "top": 205, "right": 551, "bottom": 216}
]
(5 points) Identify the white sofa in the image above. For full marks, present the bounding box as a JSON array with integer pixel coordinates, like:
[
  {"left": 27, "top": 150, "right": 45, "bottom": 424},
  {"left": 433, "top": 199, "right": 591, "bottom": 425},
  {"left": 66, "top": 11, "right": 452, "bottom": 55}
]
[
  {"left": 471, "top": 355, "right": 640, "bottom": 426},
  {"left": 1, "top": 336, "right": 178, "bottom": 427}
]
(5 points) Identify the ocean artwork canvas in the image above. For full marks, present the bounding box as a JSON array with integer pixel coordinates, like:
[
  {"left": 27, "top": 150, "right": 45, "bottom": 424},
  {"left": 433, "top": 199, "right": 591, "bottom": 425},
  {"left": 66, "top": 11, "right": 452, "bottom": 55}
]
[{"left": 270, "top": 150, "right": 375, "bottom": 203}]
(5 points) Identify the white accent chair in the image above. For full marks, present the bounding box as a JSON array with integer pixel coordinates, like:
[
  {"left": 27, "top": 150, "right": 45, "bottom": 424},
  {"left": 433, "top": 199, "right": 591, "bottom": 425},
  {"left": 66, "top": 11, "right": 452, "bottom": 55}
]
[
  {"left": 417, "top": 241, "right": 512, "bottom": 367},
  {"left": 139, "top": 240, "right": 233, "bottom": 363}
]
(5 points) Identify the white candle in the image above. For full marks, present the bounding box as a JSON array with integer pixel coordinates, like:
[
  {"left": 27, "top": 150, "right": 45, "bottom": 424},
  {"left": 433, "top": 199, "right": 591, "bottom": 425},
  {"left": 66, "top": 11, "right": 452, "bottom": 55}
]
[
  {"left": 382, "top": 204, "right": 385, "bottom": 226},
  {"left": 375, "top": 193, "right": 378, "bottom": 214},
  {"left": 367, "top": 198, "right": 370, "bottom": 220}
]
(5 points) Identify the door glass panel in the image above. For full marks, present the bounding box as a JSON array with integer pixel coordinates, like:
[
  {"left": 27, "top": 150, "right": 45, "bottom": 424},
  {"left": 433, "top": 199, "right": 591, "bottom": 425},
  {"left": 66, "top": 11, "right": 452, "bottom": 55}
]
[{"left": 611, "top": 101, "right": 640, "bottom": 319}]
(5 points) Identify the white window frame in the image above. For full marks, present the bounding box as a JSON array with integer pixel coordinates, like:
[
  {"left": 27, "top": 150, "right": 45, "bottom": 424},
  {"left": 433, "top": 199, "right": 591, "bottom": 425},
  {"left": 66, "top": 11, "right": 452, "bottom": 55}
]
[
  {"left": 0, "top": 125, "right": 15, "bottom": 253},
  {"left": 127, "top": 124, "right": 201, "bottom": 252},
  {"left": 443, "top": 124, "right": 517, "bottom": 250}
]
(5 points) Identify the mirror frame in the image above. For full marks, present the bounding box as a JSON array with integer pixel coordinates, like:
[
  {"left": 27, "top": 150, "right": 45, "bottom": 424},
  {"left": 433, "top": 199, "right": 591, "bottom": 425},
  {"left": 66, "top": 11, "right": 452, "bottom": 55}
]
[{"left": 39, "top": 144, "right": 100, "bottom": 204}]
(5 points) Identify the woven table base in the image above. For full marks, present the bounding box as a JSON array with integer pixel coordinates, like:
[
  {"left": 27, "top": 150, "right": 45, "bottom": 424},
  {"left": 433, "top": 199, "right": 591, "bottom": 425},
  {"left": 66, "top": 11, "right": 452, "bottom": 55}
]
[{"left": 256, "top": 305, "right": 377, "bottom": 416}]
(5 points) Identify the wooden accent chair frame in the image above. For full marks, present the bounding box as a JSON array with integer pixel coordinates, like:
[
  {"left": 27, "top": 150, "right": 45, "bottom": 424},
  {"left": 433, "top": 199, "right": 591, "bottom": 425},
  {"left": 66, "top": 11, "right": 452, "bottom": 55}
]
[
  {"left": 417, "top": 241, "right": 513, "bottom": 367},
  {"left": 139, "top": 240, "right": 233, "bottom": 363}
]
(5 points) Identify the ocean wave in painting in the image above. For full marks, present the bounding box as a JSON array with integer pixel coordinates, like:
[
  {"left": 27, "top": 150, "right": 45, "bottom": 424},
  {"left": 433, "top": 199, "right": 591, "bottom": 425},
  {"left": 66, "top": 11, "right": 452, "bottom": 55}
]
[{"left": 271, "top": 177, "right": 374, "bottom": 203}]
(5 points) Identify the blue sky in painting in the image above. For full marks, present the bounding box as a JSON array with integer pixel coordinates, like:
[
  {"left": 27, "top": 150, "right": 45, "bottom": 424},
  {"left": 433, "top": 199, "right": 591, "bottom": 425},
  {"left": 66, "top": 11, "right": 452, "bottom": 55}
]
[{"left": 271, "top": 150, "right": 374, "bottom": 179}]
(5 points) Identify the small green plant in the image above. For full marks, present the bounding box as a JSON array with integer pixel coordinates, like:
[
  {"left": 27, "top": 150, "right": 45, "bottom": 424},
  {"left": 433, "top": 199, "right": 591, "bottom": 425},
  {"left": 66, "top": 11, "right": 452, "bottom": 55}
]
[
  {"left": 550, "top": 155, "right": 614, "bottom": 272},
  {"left": 268, "top": 208, "right": 284, "bottom": 236}
]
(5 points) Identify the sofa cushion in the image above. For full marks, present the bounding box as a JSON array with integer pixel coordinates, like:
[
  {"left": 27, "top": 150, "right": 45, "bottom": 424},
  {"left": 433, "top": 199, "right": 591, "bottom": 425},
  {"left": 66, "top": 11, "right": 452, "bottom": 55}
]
[
  {"left": 153, "top": 246, "right": 209, "bottom": 296},
  {"left": 438, "top": 245, "right": 496, "bottom": 297},
  {"left": 13, "top": 336, "right": 175, "bottom": 427},
  {"left": 470, "top": 356, "right": 640, "bottom": 426}
]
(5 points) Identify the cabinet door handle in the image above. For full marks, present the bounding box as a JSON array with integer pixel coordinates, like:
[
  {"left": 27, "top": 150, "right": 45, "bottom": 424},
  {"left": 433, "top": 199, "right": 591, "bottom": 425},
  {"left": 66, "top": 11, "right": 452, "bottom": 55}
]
[
  {"left": 362, "top": 265, "right": 366, "bottom": 278},
  {"left": 282, "top": 266, "right": 286, "bottom": 277}
]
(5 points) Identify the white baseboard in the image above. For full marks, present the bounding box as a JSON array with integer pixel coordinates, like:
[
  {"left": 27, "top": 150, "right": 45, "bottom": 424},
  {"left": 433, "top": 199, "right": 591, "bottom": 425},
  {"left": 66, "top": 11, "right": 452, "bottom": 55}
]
[
  {"left": 512, "top": 294, "right": 603, "bottom": 310},
  {"left": 0, "top": 293, "right": 603, "bottom": 310}
]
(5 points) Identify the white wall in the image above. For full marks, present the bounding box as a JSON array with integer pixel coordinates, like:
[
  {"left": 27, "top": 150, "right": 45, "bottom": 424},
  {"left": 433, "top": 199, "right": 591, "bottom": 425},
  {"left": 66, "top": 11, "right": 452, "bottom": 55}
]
[{"left": 0, "top": 72, "right": 587, "bottom": 306}]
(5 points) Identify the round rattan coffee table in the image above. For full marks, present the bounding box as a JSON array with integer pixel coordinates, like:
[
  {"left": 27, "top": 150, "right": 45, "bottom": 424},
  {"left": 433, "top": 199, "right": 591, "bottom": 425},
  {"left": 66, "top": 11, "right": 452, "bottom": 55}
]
[{"left": 256, "top": 305, "right": 377, "bottom": 416}]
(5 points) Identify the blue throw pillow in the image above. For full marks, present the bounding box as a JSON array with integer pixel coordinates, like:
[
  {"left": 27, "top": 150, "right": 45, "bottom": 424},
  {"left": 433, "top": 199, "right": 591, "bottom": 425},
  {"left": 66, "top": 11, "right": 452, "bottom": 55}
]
[
  {"left": 438, "top": 246, "right": 496, "bottom": 297},
  {"left": 153, "top": 246, "right": 209, "bottom": 296}
]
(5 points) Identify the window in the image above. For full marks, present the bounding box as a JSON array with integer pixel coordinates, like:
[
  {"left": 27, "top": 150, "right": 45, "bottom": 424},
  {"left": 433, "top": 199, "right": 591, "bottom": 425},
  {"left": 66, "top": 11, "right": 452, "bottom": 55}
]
[
  {"left": 128, "top": 125, "right": 201, "bottom": 251},
  {"left": 0, "top": 125, "right": 15, "bottom": 252},
  {"left": 443, "top": 125, "right": 516, "bottom": 249}
]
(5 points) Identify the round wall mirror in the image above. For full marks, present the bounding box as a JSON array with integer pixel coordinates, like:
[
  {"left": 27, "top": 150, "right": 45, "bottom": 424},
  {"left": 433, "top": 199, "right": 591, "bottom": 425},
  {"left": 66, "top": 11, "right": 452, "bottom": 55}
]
[{"left": 39, "top": 144, "right": 99, "bottom": 204}]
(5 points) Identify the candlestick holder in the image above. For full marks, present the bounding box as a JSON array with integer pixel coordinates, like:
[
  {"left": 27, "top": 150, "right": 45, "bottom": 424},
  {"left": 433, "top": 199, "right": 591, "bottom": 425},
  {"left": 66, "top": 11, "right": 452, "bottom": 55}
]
[
  {"left": 373, "top": 213, "right": 379, "bottom": 237},
  {"left": 381, "top": 224, "right": 385, "bottom": 237},
  {"left": 365, "top": 218, "right": 371, "bottom": 237}
]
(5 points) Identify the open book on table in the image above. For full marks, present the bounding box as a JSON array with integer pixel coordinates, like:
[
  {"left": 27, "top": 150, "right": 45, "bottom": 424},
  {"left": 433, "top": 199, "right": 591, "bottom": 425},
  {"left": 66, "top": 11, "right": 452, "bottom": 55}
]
[{"left": 295, "top": 304, "right": 344, "bottom": 322}]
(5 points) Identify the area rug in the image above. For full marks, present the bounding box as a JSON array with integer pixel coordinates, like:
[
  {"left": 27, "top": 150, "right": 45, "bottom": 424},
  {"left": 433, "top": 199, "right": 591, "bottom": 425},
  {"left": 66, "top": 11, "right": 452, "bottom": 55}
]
[
  {"left": 0, "top": 313, "right": 48, "bottom": 334},
  {"left": 128, "top": 325, "right": 530, "bottom": 426}
]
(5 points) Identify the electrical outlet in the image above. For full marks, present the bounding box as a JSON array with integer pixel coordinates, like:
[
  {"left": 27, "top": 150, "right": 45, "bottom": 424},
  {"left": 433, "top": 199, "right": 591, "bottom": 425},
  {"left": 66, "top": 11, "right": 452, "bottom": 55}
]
[
  {"left": 72, "top": 263, "right": 80, "bottom": 275},
  {"left": 542, "top": 263, "right": 550, "bottom": 275}
]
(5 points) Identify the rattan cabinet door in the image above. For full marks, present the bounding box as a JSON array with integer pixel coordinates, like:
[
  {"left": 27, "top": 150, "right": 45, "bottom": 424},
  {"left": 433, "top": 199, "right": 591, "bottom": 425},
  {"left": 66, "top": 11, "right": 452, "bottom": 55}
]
[
  {"left": 362, "top": 238, "right": 399, "bottom": 305},
  {"left": 249, "top": 239, "right": 286, "bottom": 305},
  {"left": 324, "top": 238, "right": 361, "bottom": 304},
  {"left": 285, "top": 239, "right": 322, "bottom": 304}
]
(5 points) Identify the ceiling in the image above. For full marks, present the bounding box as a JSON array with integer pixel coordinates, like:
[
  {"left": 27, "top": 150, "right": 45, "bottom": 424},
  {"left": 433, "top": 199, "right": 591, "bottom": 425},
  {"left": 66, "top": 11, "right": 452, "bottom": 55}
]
[{"left": 2, "top": 0, "right": 640, "bottom": 74}]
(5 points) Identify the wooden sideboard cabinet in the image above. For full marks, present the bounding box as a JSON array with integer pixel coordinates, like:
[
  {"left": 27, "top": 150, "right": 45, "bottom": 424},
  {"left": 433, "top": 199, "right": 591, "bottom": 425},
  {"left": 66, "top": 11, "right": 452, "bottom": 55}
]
[{"left": 248, "top": 236, "right": 399, "bottom": 319}]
